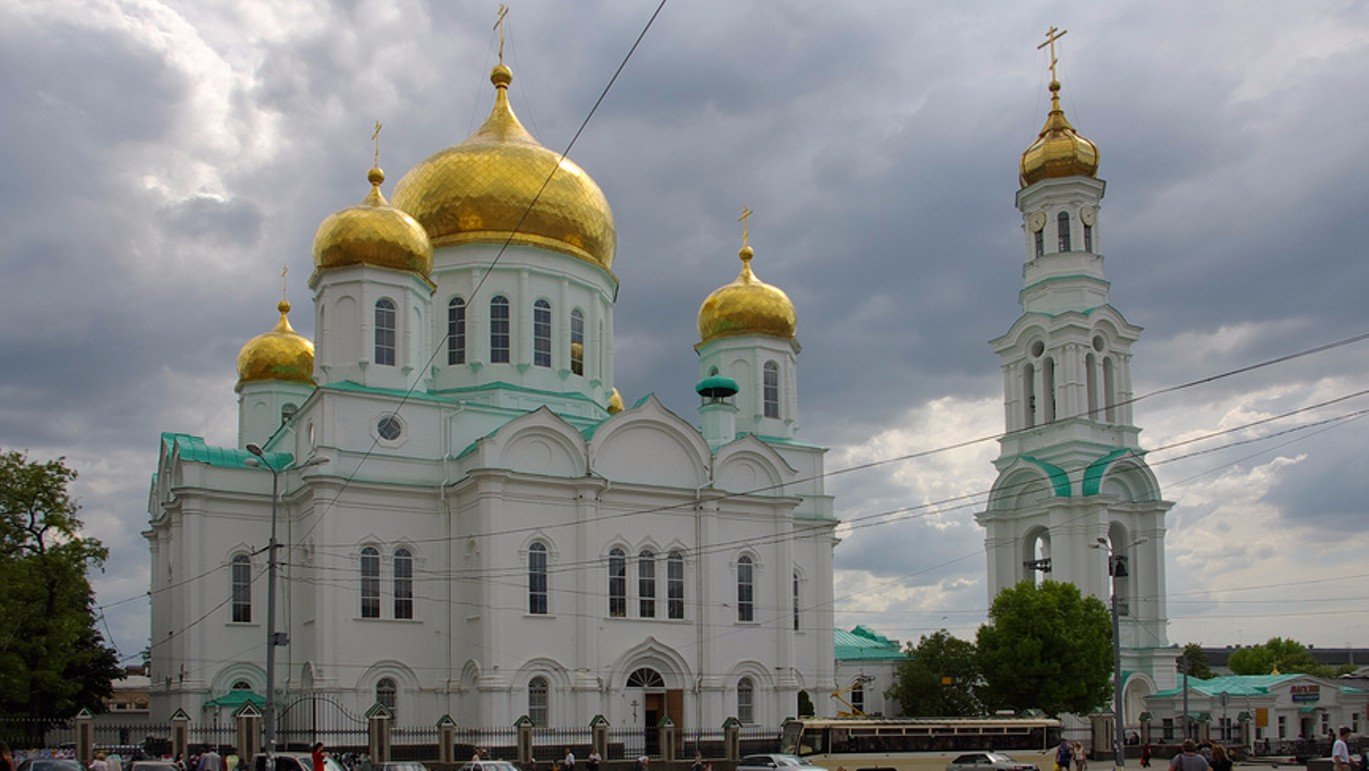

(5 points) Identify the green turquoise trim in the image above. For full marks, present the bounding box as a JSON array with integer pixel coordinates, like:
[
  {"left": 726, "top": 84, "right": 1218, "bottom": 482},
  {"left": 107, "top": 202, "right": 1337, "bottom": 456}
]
[
  {"left": 632, "top": 393, "right": 655, "bottom": 409},
  {"left": 326, "top": 379, "right": 606, "bottom": 409},
  {"left": 834, "top": 626, "right": 907, "bottom": 661},
  {"left": 745, "top": 433, "right": 827, "bottom": 450},
  {"left": 429, "top": 380, "right": 603, "bottom": 406},
  {"left": 1020, "top": 273, "right": 1111, "bottom": 293},
  {"left": 1020, "top": 455, "right": 1071, "bottom": 497},
  {"left": 161, "top": 432, "right": 293, "bottom": 470},
  {"left": 696, "top": 375, "right": 740, "bottom": 396},
  {"left": 1083, "top": 448, "right": 1130, "bottom": 496}
]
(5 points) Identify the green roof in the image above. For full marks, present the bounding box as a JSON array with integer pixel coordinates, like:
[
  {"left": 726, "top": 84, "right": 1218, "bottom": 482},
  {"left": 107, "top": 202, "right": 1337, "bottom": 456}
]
[
  {"left": 1152, "top": 674, "right": 1303, "bottom": 698},
  {"left": 203, "top": 690, "right": 264, "bottom": 709},
  {"left": 162, "top": 433, "right": 293, "bottom": 470},
  {"left": 835, "top": 626, "right": 907, "bottom": 662}
]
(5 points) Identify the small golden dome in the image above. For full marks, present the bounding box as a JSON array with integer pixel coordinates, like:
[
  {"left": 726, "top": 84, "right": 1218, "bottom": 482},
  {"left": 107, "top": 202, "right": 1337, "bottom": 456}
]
[
  {"left": 391, "top": 64, "right": 616, "bottom": 271},
  {"left": 1020, "top": 80, "right": 1099, "bottom": 187},
  {"left": 697, "top": 245, "right": 797, "bottom": 344},
  {"left": 607, "top": 387, "right": 624, "bottom": 414},
  {"left": 236, "top": 301, "right": 316, "bottom": 389},
  {"left": 313, "top": 167, "right": 434, "bottom": 277}
]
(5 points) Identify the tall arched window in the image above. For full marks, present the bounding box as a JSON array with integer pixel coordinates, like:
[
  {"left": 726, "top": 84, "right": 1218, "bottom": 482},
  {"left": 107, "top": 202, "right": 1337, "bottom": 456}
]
[
  {"left": 1103, "top": 357, "right": 1117, "bottom": 423},
  {"left": 763, "top": 361, "right": 780, "bottom": 419},
  {"left": 376, "top": 677, "right": 397, "bottom": 718},
  {"left": 447, "top": 297, "right": 466, "bottom": 365},
  {"left": 360, "top": 547, "right": 380, "bottom": 618},
  {"left": 1083, "top": 223, "right": 1093, "bottom": 252},
  {"left": 737, "top": 677, "right": 755, "bottom": 724},
  {"left": 394, "top": 548, "right": 413, "bottom": 620},
  {"left": 528, "top": 676, "right": 549, "bottom": 727},
  {"left": 570, "top": 309, "right": 585, "bottom": 376},
  {"left": 1086, "top": 353, "right": 1099, "bottom": 420},
  {"left": 851, "top": 682, "right": 865, "bottom": 714},
  {"left": 793, "top": 570, "right": 801, "bottom": 631},
  {"left": 608, "top": 548, "right": 626, "bottom": 618},
  {"left": 667, "top": 551, "right": 685, "bottom": 620},
  {"left": 1023, "top": 362, "right": 1037, "bottom": 428},
  {"left": 528, "top": 542, "right": 548, "bottom": 615},
  {"left": 638, "top": 550, "right": 656, "bottom": 618},
  {"left": 533, "top": 299, "right": 552, "bottom": 368},
  {"left": 374, "top": 299, "right": 396, "bottom": 366},
  {"left": 231, "top": 554, "right": 251, "bottom": 623},
  {"left": 1034, "top": 229, "right": 1045, "bottom": 258},
  {"left": 737, "top": 555, "right": 754, "bottom": 622},
  {"left": 490, "top": 296, "right": 510, "bottom": 363},
  {"left": 1043, "top": 357, "right": 1056, "bottom": 423},
  {"left": 1057, "top": 211, "right": 1071, "bottom": 252}
]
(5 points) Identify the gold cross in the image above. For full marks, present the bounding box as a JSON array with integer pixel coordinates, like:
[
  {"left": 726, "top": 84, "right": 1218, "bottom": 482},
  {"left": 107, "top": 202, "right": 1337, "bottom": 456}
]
[
  {"left": 1037, "top": 26, "right": 1068, "bottom": 82},
  {"left": 738, "top": 207, "right": 753, "bottom": 248},
  {"left": 494, "top": 5, "right": 509, "bottom": 65},
  {"left": 371, "top": 120, "right": 382, "bottom": 168},
  {"left": 280, "top": 264, "right": 288, "bottom": 303}
]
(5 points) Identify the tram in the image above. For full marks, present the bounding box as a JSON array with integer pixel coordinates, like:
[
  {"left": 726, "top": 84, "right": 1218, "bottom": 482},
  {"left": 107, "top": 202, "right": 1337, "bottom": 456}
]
[{"left": 780, "top": 716, "right": 1062, "bottom": 755}]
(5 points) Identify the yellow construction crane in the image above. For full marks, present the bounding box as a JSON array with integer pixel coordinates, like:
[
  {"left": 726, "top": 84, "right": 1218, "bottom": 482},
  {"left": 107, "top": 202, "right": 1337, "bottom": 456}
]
[{"left": 830, "top": 674, "right": 876, "bottom": 717}]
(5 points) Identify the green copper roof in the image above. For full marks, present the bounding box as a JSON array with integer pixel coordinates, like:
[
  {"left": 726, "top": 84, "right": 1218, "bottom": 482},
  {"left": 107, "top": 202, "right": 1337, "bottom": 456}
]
[
  {"left": 1082, "top": 448, "right": 1130, "bottom": 496},
  {"left": 696, "top": 376, "right": 740, "bottom": 397},
  {"left": 1151, "top": 674, "right": 1303, "bottom": 699},
  {"left": 203, "top": 690, "right": 264, "bottom": 709},
  {"left": 1021, "top": 454, "right": 1071, "bottom": 497},
  {"left": 161, "top": 432, "right": 293, "bottom": 470},
  {"left": 835, "top": 626, "right": 907, "bottom": 662}
]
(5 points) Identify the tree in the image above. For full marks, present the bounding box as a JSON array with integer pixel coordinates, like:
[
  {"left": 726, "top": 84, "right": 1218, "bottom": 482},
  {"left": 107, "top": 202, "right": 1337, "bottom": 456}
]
[
  {"left": 1178, "top": 643, "right": 1214, "bottom": 680},
  {"left": 1227, "top": 637, "right": 1334, "bottom": 677},
  {"left": 0, "top": 451, "right": 121, "bottom": 735},
  {"left": 887, "top": 629, "right": 984, "bottom": 716},
  {"left": 976, "top": 580, "right": 1113, "bottom": 716}
]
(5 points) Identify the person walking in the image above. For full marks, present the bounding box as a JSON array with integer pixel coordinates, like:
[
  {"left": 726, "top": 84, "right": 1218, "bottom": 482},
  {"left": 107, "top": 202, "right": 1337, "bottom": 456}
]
[
  {"left": 563, "top": 749, "right": 575, "bottom": 771},
  {"left": 198, "top": 748, "right": 224, "bottom": 771},
  {"left": 1331, "top": 726, "right": 1353, "bottom": 771},
  {"left": 1056, "top": 739, "right": 1073, "bottom": 771},
  {"left": 1208, "top": 745, "right": 1231, "bottom": 771},
  {"left": 1169, "top": 740, "right": 1210, "bottom": 771},
  {"left": 311, "top": 743, "right": 326, "bottom": 771},
  {"left": 1072, "top": 741, "right": 1087, "bottom": 771},
  {"left": 586, "top": 750, "right": 601, "bottom": 771}
]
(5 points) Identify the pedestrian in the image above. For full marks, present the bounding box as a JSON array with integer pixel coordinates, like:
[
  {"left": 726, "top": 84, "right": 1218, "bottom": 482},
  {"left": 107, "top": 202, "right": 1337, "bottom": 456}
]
[
  {"left": 1140, "top": 743, "right": 1151, "bottom": 768},
  {"left": 1073, "top": 741, "right": 1087, "bottom": 771},
  {"left": 1331, "top": 726, "right": 1353, "bottom": 771},
  {"left": 1209, "top": 745, "right": 1231, "bottom": 771},
  {"left": 1, "top": 741, "right": 14, "bottom": 771},
  {"left": 563, "top": 749, "right": 575, "bottom": 771},
  {"left": 225, "top": 750, "right": 239, "bottom": 771},
  {"left": 691, "top": 754, "right": 704, "bottom": 771},
  {"left": 1168, "top": 740, "right": 1209, "bottom": 771},
  {"left": 198, "top": 748, "right": 224, "bottom": 771},
  {"left": 92, "top": 752, "right": 109, "bottom": 771},
  {"left": 586, "top": 750, "right": 601, "bottom": 771},
  {"left": 311, "top": 743, "right": 326, "bottom": 771},
  {"left": 1056, "top": 739, "right": 1073, "bottom": 771},
  {"left": 635, "top": 757, "right": 649, "bottom": 771}
]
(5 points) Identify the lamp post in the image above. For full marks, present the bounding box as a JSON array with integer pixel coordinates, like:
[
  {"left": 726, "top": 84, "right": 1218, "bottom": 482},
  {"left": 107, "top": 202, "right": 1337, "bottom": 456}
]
[
  {"left": 246, "top": 444, "right": 328, "bottom": 755},
  {"left": 1095, "top": 536, "right": 1147, "bottom": 771}
]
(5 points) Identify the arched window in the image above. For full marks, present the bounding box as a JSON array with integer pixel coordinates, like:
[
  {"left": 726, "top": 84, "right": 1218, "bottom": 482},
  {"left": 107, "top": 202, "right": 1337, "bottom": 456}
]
[
  {"left": 793, "top": 570, "right": 800, "bottom": 631},
  {"left": 763, "top": 361, "right": 780, "bottom": 419},
  {"left": 490, "top": 296, "right": 510, "bottom": 363},
  {"left": 1103, "top": 357, "right": 1117, "bottom": 423},
  {"left": 528, "top": 542, "right": 548, "bottom": 615},
  {"left": 448, "top": 297, "right": 466, "bottom": 365},
  {"left": 667, "top": 551, "right": 685, "bottom": 620},
  {"left": 737, "top": 555, "right": 754, "bottom": 622},
  {"left": 1057, "top": 211, "right": 1071, "bottom": 252},
  {"left": 570, "top": 309, "right": 585, "bottom": 376},
  {"left": 376, "top": 677, "right": 397, "bottom": 718},
  {"left": 638, "top": 550, "right": 656, "bottom": 618},
  {"left": 850, "top": 682, "right": 865, "bottom": 714},
  {"left": 394, "top": 548, "right": 413, "bottom": 620},
  {"left": 231, "top": 554, "right": 251, "bottom": 623},
  {"left": 374, "top": 299, "right": 396, "bottom": 366},
  {"left": 533, "top": 299, "right": 552, "bottom": 368},
  {"left": 231, "top": 680, "right": 252, "bottom": 691},
  {"left": 627, "top": 668, "right": 665, "bottom": 688},
  {"left": 528, "top": 676, "right": 549, "bottom": 727},
  {"left": 1086, "top": 353, "right": 1099, "bottom": 420},
  {"left": 1083, "top": 223, "right": 1093, "bottom": 252},
  {"left": 608, "top": 548, "right": 626, "bottom": 618},
  {"left": 1023, "top": 362, "right": 1036, "bottom": 428},
  {"left": 1034, "top": 229, "right": 1045, "bottom": 259},
  {"left": 737, "top": 677, "right": 755, "bottom": 724},
  {"left": 360, "top": 546, "right": 380, "bottom": 618},
  {"left": 1043, "top": 357, "right": 1056, "bottom": 423}
]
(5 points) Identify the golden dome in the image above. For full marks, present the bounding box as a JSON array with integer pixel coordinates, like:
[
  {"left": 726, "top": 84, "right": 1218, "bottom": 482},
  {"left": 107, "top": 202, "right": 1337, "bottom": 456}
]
[
  {"left": 313, "top": 167, "right": 434, "bottom": 277},
  {"left": 391, "top": 65, "right": 616, "bottom": 271},
  {"left": 697, "top": 245, "right": 797, "bottom": 344},
  {"left": 236, "top": 301, "right": 316, "bottom": 390},
  {"left": 1020, "top": 80, "right": 1099, "bottom": 187},
  {"left": 607, "top": 387, "right": 624, "bottom": 414}
]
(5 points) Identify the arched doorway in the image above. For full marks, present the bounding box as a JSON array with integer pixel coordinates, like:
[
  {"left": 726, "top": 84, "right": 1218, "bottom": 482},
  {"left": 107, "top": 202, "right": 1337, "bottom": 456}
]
[{"left": 626, "top": 667, "right": 669, "bottom": 756}]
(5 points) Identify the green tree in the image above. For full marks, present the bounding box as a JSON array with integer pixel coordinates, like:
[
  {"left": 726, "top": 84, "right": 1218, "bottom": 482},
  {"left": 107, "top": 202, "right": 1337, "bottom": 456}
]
[
  {"left": 1179, "top": 643, "right": 1214, "bottom": 680},
  {"left": 976, "top": 580, "right": 1113, "bottom": 716},
  {"left": 887, "top": 629, "right": 984, "bottom": 716},
  {"left": 1227, "top": 637, "right": 1333, "bottom": 677},
  {"left": 0, "top": 451, "right": 121, "bottom": 735}
]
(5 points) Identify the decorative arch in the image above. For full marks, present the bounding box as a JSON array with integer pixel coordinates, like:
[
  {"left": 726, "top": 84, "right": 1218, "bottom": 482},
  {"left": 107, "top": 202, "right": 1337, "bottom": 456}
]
[
  {"left": 987, "top": 463, "right": 1056, "bottom": 513},
  {"left": 1122, "top": 672, "right": 1157, "bottom": 727},
  {"left": 610, "top": 637, "right": 692, "bottom": 691},
  {"left": 355, "top": 660, "right": 420, "bottom": 695},
  {"left": 513, "top": 657, "right": 572, "bottom": 693},
  {"left": 210, "top": 663, "right": 265, "bottom": 696},
  {"left": 589, "top": 395, "right": 711, "bottom": 487},
  {"left": 480, "top": 407, "right": 588, "bottom": 478},
  {"left": 714, "top": 436, "right": 797, "bottom": 495},
  {"left": 1084, "top": 451, "right": 1162, "bottom": 501},
  {"left": 1022, "top": 525, "right": 1052, "bottom": 586}
]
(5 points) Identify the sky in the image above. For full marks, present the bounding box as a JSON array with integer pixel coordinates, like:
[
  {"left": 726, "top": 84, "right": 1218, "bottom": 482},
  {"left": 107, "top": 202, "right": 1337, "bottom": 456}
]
[{"left": 2, "top": 0, "right": 1368, "bottom": 668}]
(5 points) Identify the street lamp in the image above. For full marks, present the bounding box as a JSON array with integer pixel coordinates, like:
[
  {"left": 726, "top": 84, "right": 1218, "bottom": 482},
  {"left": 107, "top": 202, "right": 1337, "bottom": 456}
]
[
  {"left": 245, "top": 444, "right": 328, "bottom": 754},
  {"left": 1094, "top": 536, "right": 1147, "bottom": 771}
]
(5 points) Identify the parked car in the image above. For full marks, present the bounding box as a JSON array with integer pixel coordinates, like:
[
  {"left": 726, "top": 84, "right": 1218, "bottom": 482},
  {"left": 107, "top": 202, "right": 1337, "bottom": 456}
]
[
  {"left": 252, "top": 754, "right": 348, "bottom": 771},
  {"left": 129, "top": 762, "right": 180, "bottom": 771},
  {"left": 945, "top": 752, "right": 1041, "bottom": 771},
  {"left": 375, "top": 763, "right": 429, "bottom": 771},
  {"left": 737, "top": 755, "right": 829, "bottom": 771},
  {"left": 457, "top": 762, "right": 519, "bottom": 771},
  {"left": 17, "top": 760, "right": 84, "bottom": 771}
]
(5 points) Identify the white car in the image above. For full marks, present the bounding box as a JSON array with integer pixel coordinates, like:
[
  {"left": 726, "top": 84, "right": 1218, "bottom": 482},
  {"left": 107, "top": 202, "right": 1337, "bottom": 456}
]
[
  {"left": 945, "top": 752, "right": 1041, "bottom": 771},
  {"left": 737, "top": 755, "right": 829, "bottom": 771}
]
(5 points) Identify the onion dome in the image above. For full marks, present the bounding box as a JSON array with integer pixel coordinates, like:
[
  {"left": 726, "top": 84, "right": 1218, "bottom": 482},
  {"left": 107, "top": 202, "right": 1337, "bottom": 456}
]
[
  {"left": 696, "top": 375, "right": 739, "bottom": 399},
  {"left": 313, "top": 166, "right": 433, "bottom": 277},
  {"left": 697, "top": 245, "right": 797, "bottom": 344},
  {"left": 1020, "top": 80, "right": 1099, "bottom": 187},
  {"left": 236, "top": 301, "right": 315, "bottom": 390},
  {"left": 607, "top": 387, "right": 624, "bottom": 414},
  {"left": 392, "top": 64, "right": 616, "bottom": 270}
]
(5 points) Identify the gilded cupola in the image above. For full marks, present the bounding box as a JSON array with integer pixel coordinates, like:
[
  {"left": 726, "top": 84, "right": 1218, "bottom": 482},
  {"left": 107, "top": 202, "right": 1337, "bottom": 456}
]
[
  {"left": 1019, "top": 78, "right": 1099, "bottom": 187},
  {"left": 697, "top": 244, "right": 797, "bottom": 344},
  {"left": 236, "top": 301, "right": 316, "bottom": 390},
  {"left": 391, "top": 64, "right": 616, "bottom": 271},
  {"left": 312, "top": 166, "right": 434, "bottom": 277}
]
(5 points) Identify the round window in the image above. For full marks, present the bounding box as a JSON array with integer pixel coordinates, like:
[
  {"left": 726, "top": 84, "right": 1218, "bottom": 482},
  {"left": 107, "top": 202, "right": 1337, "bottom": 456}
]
[
  {"left": 377, "top": 415, "right": 402, "bottom": 441},
  {"left": 1093, "top": 335, "right": 1106, "bottom": 352},
  {"left": 1030, "top": 340, "right": 1045, "bottom": 358}
]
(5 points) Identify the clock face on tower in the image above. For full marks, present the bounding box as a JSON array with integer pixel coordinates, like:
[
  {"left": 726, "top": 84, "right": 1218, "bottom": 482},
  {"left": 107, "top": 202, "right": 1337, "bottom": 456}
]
[
  {"left": 1028, "top": 211, "right": 1047, "bottom": 232},
  {"left": 1080, "top": 206, "right": 1097, "bottom": 226}
]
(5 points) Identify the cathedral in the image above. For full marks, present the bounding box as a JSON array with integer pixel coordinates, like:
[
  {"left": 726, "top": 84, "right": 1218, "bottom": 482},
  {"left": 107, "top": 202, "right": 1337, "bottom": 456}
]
[{"left": 145, "top": 55, "right": 838, "bottom": 732}]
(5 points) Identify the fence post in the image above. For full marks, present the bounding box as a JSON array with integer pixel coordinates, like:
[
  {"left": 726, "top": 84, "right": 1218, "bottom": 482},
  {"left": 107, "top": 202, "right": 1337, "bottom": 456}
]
[
  {"left": 171, "top": 709, "right": 191, "bottom": 765},
  {"left": 1237, "top": 712, "right": 1253, "bottom": 754},
  {"left": 75, "top": 708, "right": 95, "bottom": 766},
  {"left": 722, "top": 718, "right": 740, "bottom": 762},
  {"left": 235, "top": 703, "right": 262, "bottom": 760},
  {"left": 366, "top": 703, "right": 392, "bottom": 763},
  {"left": 659, "top": 716, "right": 676, "bottom": 762},
  {"left": 437, "top": 715, "right": 456, "bottom": 764},
  {"left": 1139, "top": 713, "right": 1151, "bottom": 748},
  {"left": 590, "top": 716, "right": 609, "bottom": 761},
  {"left": 515, "top": 717, "right": 533, "bottom": 764}
]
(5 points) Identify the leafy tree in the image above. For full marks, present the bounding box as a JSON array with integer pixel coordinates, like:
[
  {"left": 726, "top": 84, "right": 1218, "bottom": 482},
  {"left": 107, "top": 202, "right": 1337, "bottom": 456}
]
[
  {"left": 1227, "top": 637, "right": 1333, "bottom": 677},
  {"left": 0, "top": 451, "right": 121, "bottom": 736},
  {"left": 1178, "top": 643, "right": 1214, "bottom": 680},
  {"left": 976, "top": 580, "right": 1113, "bottom": 716},
  {"left": 887, "top": 629, "right": 984, "bottom": 716}
]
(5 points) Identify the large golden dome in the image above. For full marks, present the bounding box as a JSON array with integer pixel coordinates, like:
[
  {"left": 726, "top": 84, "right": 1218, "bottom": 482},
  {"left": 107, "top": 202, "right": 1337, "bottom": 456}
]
[
  {"left": 391, "top": 64, "right": 616, "bottom": 271},
  {"left": 1020, "top": 80, "right": 1099, "bottom": 187},
  {"left": 313, "top": 167, "right": 434, "bottom": 277},
  {"left": 698, "top": 246, "right": 797, "bottom": 344},
  {"left": 236, "top": 301, "right": 316, "bottom": 390}
]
